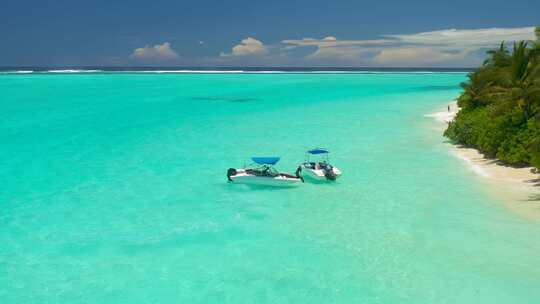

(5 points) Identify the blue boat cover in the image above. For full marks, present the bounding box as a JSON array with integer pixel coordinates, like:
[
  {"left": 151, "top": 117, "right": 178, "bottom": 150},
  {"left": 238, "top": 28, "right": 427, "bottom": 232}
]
[
  {"left": 307, "top": 148, "right": 329, "bottom": 154},
  {"left": 252, "top": 157, "right": 280, "bottom": 165}
]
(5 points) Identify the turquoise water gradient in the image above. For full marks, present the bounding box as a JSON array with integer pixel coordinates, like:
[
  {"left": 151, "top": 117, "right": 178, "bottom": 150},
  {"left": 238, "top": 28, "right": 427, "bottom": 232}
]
[{"left": 2, "top": 73, "right": 540, "bottom": 303}]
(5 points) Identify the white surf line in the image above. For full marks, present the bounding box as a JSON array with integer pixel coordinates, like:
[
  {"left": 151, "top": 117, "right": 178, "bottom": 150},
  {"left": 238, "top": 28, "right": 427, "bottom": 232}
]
[
  {"left": 425, "top": 101, "right": 494, "bottom": 178},
  {"left": 449, "top": 149, "right": 492, "bottom": 178}
]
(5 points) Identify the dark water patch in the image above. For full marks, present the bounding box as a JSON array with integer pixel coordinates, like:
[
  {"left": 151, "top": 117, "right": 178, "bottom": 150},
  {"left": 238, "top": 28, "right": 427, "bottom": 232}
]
[
  {"left": 191, "top": 96, "right": 258, "bottom": 103},
  {"left": 229, "top": 98, "right": 257, "bottom": 103},
  {"left": 414, "top": 85, "right": 460, "bottom": 91}
]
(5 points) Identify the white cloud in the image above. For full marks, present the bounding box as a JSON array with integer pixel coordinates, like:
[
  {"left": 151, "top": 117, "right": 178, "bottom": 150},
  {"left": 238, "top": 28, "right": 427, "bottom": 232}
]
[
  {"left": 281, "top": 26, "right": 536, "bottom": 66},
  {"left": 130, "top": 42, "right": 179, "bottom": 61},
  {"left": 374, "top": 47, "right": 467, "bottom": 66},
  {"left": 282, "top": 37, "right": 392, "bottom": 48},
  {"left": 386, "top": 27, "right": 535, "bottom": 47},
  {"left": 306, "top": 46, "right": 373, "bottom": 61},
  {"left": 281, "top": 36, "right": 392, "bottom": 63},
  {"left": 220, "top": 37, "right": 268, "bottom": 57}
]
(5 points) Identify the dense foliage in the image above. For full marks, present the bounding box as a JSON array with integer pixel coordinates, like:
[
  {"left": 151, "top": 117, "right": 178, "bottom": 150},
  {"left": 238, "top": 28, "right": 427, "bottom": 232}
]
[{"left": 444, "top": 26, "right": 540, "bottom": 168}]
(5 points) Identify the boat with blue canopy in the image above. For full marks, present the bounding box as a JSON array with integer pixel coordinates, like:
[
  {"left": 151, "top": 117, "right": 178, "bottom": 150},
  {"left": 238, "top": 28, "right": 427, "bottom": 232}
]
[
  {"left": 299, "top": 148, "right": 342, "bottom": 181},
  {"left": 227, "top": 156, "right": 303, "bottom": 186}
]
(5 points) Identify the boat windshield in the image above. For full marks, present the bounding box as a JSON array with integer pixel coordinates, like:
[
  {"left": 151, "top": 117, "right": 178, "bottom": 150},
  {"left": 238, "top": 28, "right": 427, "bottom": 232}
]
[
  {"left": 304, "top": 161, "right": 331, "bottom": 170},
  {"left": 246, "top": 165, "right": 279, "bottom": 177},
  {"left": 261, "top": 165, "right": 279, "bottom": 175}
]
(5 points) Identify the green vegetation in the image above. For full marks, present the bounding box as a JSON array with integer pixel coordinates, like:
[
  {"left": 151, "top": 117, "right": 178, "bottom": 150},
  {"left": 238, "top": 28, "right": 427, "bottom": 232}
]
[{"left": 444, "top": 26, "right": 540, "bottom": 168}]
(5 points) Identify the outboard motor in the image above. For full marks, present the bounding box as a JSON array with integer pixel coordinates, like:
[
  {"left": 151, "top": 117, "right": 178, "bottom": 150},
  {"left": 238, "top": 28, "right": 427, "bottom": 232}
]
[
  {"left": 323, "top": 168, "right": 337, "bottom": 181},
  {"left": 295, "top": 166, "right": 304, "bottom": 182},
  {"left": 227, "top": 168, "right": 237, "bottom": 181}
]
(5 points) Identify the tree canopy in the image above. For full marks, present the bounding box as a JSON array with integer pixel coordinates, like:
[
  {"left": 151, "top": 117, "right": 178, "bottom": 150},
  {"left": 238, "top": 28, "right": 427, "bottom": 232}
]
[{"left": 444, "top": 28, "right": 540, "bottom": 168}]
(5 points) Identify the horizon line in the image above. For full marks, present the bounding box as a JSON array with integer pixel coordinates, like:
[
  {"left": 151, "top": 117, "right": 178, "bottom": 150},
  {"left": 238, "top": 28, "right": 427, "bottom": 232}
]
[{"left": 0, "top": 66, "right": 476, "bottom": 70}]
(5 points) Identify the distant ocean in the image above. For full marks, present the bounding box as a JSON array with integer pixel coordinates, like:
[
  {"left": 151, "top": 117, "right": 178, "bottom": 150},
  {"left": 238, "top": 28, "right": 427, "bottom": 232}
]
[
  {"left": 2, "top": 70, "right": 539, "bottom": 303},
  {"left": 0, "top": 66, "right": 475, "bottom": 74}
]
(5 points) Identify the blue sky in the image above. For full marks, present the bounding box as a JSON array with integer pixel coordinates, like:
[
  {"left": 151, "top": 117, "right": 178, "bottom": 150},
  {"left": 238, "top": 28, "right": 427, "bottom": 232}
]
[{"left": 2, "top": 0, "right": 539, "bottom": 67}]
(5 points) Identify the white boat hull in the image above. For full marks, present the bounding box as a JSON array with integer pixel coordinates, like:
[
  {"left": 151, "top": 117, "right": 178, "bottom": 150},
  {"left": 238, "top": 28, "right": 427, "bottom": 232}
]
[
  {"left": 229, "top": 170, "right": 302, "bottom": 187},
  {"left": 301, "top": 166, "right": 342, "bottom": 181}
]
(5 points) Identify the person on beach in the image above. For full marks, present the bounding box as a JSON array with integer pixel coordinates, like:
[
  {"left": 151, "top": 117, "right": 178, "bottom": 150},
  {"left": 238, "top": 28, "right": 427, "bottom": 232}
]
[{"left": 448, "top": 105, "right": 450, "bottom": 112}]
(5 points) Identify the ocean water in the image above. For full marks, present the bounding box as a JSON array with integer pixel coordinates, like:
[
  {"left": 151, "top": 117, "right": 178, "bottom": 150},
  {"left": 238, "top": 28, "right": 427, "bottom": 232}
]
[{"left": 1, "top": 72, "right": 540, "bottom": 303}]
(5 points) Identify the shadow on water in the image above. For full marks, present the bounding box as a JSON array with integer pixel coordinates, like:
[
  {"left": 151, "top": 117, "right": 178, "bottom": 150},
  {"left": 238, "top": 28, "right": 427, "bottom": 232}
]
[
  {"left": 191, "top": 96, "right": 258, "bottom": 103},
  {"left": 414, "top": 85, "right": 460, "bottom": 92},
  {"left": 302, "top": 178, "right": 341, "bottom": 186},
  {"left": 218, "top": 182, "right": 301, "bottom": 192},
  {"left": 243, "top": 184, "right": 302, "bottom": 191},
  {"left": 215, "top": 176, "right": 341, "bottom": 192}
]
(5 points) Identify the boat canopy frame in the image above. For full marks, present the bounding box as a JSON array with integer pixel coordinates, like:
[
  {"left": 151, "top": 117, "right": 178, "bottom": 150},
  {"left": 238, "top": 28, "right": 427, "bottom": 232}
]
[{"left": 305, "top": 148, "right": 330, "bottom": 163}]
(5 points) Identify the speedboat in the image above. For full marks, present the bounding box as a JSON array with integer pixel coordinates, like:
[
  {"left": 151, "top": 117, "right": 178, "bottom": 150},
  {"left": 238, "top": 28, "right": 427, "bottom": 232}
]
[
  {"left": 299, "top": 148, "right": 342, "bottom": 181},
  {"left": 227, "top": 157, "right": 304, "bottom": 186}
]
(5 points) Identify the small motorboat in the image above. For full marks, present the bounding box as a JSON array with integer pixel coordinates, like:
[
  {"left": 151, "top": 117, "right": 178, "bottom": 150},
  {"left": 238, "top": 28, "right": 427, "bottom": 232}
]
[
  {"left": 299, "top": 148, "right": 342, "bottom": 181},
  {"left": 227, "top": 157, "right": 304, "bottom": 186}
]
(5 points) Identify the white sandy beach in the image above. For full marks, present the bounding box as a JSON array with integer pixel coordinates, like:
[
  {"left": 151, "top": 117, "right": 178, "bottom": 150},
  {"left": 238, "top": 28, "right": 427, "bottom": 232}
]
[{"left": 427, "top": 102, "right": 540, "bottom": 219}]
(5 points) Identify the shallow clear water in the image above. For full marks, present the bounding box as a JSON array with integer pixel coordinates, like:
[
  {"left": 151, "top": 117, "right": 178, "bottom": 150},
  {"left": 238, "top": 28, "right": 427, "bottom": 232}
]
[{"left": 1, "top": 73, "right": 540, "bottom": 303}]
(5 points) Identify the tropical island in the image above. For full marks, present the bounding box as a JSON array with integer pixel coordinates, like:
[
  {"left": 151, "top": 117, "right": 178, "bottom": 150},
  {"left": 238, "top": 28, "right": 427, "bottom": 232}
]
[{"left": 445, "top": 26, "right": 540, "bottom": 170}]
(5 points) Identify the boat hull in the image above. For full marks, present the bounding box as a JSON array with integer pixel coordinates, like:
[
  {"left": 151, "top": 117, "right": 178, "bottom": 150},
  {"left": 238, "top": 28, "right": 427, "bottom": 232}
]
[
  {"left": 228, "top": 169, "right": 302, "bottom": 187},
  {"left": 301, "top": 166, "right": 342, "bottom": 181}
]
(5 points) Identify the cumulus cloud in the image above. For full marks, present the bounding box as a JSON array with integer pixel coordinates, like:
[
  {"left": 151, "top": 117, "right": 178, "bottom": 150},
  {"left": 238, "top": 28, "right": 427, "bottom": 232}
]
[
  {"left": 281, "top": 26, "right": 536, "bottom": 66},
  {"left": 130, "top": 42, "right": 179, "bottom": 61},
  {"left": 220, "top": 37, "right": 268, "bottom": 57}
]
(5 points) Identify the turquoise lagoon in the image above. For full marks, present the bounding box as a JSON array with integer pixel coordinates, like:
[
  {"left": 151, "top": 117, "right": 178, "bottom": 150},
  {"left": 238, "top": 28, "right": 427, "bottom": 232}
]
[{"left": 1, "top": 72, "right": 540, "bottom": 303}]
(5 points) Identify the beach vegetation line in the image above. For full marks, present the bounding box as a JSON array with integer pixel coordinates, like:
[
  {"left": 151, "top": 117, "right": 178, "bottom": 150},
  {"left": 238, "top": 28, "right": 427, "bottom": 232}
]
[{"left": 445, "top": 26, "right": 540, "bottom": 169}]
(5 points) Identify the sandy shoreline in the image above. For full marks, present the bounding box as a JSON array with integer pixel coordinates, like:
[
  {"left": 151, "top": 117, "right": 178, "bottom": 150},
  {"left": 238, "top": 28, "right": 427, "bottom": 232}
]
[{"left": 426, "top": 102, "right": 540, "bottom": 220}]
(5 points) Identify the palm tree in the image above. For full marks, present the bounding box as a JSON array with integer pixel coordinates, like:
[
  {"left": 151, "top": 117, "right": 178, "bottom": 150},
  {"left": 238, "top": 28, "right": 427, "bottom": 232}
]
[
  {"left": 445, "top": 37, "right": 540, "bottom": 169},
  {"left": 531, "top": 26, "right": 540, "bottom": 62},
  {"left": 491, "top": 42, "right": 540, "bottom": 120},
  {"left": 484, "top": 42, "right": 510, "bottom": 67},
  {"left": 467, "top": 42, "right": 540, "bottom": 120}
]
